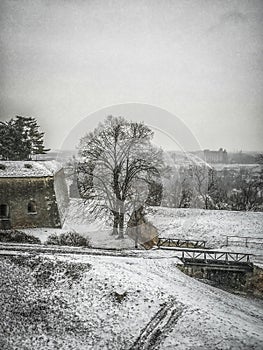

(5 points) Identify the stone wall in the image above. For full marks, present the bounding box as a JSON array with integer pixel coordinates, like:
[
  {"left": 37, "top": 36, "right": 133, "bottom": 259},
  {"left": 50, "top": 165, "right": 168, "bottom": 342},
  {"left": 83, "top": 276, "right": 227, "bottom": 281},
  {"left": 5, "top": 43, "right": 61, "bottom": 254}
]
[
  {"left": 0, "top": 177, "right": 61, "bottom": 229},
  {"left": 54, "top": 169, "right": 69, "bottom": 225},
  {"left": 178, "top": 264, "right": 263, "bottom": 298}
]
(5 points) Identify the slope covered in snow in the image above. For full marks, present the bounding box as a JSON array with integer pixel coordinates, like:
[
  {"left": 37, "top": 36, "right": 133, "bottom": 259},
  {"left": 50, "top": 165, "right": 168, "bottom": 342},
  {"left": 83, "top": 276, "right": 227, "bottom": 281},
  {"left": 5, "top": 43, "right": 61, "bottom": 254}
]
[
  {"left": 2, "top": 202, "right": 263, "bottom": 349},
  {"left": 147, "top": 207, "right": 263, "bottom": 248},
  {"left": 1, "top": 253, "right": 263, "bottom": 349}
]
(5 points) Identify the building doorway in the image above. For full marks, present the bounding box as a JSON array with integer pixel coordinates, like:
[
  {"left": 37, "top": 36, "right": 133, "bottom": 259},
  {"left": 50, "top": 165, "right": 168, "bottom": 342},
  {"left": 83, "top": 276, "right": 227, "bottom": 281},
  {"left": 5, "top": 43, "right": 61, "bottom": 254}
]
[
  {"left": 0, "top": 204, "right": 11, "bottom": 229},
  {"left": 0, "top": 204, "right": 9, "bottom": 218}
]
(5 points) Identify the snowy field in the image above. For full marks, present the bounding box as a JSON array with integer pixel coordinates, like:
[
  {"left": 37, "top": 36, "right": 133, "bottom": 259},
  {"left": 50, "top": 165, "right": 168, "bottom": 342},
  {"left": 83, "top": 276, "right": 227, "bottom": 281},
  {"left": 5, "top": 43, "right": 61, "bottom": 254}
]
[
  {"left": 22, "top": 201, "right": 263, "bottom": 259},
  {"left": 147, "top": 207, "right": 263, "bottom": 248},
  {"left": 2, "top": 202, "right": 263, "bottom": 349},
  {"left": 1, "top": 252, "right": 263, "bottom": 349},
  {"left": 147, "top": 207, "right": 263, "bottom": 266},
  {"left": 22, "top": 200, "right": 263, "bottom": 245}
]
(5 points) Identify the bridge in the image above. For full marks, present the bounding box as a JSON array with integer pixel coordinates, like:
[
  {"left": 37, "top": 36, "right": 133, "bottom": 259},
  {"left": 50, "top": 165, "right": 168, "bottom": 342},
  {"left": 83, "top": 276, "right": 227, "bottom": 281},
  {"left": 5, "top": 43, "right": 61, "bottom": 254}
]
[
  {"left": 158, "top": 246, "right": 254, "bottom": 272},
  {"left": 157, "top": 237, "right": 207, "bottom": 249},
  {"left": 171, "top": 248, "right": 256, "bottom": 292},
  {"left": 180, "top": 248, "right": 253, "bottom": 271}
]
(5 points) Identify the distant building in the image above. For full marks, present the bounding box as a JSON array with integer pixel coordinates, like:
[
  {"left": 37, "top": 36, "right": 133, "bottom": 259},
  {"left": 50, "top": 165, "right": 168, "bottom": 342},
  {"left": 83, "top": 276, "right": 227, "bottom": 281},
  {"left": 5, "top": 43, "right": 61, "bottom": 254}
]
[
  {"left": 203, "top": 148, "right": 228, "bottom": 164},
  {"left": 228, "top": 151, "right": 256, "bottom": 164},
  {"left": 0, "top": 161, "right": 69, "bottom": 230}
]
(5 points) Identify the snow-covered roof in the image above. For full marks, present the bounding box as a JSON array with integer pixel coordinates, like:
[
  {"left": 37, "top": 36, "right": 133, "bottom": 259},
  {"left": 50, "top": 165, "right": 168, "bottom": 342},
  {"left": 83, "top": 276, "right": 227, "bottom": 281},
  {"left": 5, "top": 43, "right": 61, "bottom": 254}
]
[{"left": 0, "top": 161, "right": 63, "bottom": 178}]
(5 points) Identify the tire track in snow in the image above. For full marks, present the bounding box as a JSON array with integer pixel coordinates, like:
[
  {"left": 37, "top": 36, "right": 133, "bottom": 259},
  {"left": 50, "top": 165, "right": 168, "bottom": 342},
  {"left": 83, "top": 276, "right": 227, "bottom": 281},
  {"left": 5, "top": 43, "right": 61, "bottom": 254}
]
[{"left": 130, "top": 300, "right": 184, "bottom": 350}]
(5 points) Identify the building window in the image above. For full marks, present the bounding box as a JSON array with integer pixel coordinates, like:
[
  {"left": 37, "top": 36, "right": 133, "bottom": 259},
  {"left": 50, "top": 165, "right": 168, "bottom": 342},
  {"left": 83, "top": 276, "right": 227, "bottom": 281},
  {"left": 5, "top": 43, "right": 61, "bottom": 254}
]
[
  {"left": 24, "top": 163, "right": 32, "bottom": 169},
  {"left": 28, "top": 201, "right": 37, "bottom": 214},
  {"left": 0, "top": 204, "right": 9, "bottom": 218}
]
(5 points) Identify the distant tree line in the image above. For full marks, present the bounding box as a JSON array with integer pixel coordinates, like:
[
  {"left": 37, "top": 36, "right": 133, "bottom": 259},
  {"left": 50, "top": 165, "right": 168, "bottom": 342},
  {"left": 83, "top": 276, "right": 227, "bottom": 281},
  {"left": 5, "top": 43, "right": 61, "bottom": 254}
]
[
  {"left": 0, "top": 116, "right": 49, "bottom": 161},
  {"left": 162, "top": 164, "right": 263, "bottom": 212}
]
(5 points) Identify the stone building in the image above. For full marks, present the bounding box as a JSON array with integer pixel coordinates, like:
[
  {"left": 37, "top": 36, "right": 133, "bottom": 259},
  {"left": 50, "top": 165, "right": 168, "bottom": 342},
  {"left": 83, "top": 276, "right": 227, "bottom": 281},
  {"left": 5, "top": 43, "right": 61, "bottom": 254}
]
[
  {"left": 204, "top": 148, "right": 228, "bottom": 164},
  {"left": 0, "top": 161, "right": 69, "bottom": 229}
]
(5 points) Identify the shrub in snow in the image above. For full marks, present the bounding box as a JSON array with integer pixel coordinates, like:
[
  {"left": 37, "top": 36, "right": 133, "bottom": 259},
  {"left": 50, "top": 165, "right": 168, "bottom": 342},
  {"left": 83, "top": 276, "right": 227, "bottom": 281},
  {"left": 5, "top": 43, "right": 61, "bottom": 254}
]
[
  {"left": 24, "top": 163, "right": 33, "bottom": 169},
  {"left": 0, "top": 230, "right": 41, "bottom": 244},
  {"left": 45, "top": 233, "right": 60, "bottom": 245},
  {"left": 110, "top": 291, "right": 128, "bottom": 303},
  {"left": 46, "top": 232, "right": 90, "bottom": 247}
]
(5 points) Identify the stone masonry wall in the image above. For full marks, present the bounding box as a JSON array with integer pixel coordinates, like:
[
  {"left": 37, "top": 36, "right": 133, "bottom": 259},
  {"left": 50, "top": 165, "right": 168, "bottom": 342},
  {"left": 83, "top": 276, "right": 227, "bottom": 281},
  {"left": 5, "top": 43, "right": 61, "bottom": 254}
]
[
  {"left": 53, "top": 169, "right": 69, "bottom": 225},
  {"left": 0, "top": 177, "right": 61, "bottom": 229}
]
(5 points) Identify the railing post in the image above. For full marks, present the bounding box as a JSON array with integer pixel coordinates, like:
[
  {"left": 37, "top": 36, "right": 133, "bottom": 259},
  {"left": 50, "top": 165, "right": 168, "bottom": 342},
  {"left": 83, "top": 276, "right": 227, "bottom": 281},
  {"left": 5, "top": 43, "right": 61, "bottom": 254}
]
[
  {"left": 245, "top": 237, "right": 248, "bottom": 248},
  {"left": 226, "top": 236, "right": 228, "bottom": 246}
]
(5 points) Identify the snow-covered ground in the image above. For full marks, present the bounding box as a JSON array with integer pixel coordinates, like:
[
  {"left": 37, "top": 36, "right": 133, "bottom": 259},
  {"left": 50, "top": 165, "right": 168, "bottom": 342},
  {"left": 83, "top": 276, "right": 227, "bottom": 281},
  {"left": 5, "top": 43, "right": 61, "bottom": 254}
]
[
  {"left": 147, "top": 207, "right": 263, "bottom": 266},
  {"left": 22, "top": 200, "right": 263, "bottom": 250},
  {"left": 20, "top": 202, "right": 263, "bottom": 267},
  {"left": 147, "top": 207, "right": 263, "bottom": 247},
  {"left": 1, "top": 253, "right": 263, "bottom": 349},
  {"left": 2, "top": 202, "right": 263, "bottom": 349},
  {"left": 21, "top": 199, "right": 136, "bottom": 249}
]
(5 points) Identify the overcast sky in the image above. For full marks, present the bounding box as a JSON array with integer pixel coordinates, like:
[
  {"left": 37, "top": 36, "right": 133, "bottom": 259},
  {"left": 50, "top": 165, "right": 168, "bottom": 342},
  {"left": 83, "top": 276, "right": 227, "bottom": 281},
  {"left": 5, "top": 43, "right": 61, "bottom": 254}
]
[{"left": 0, "top": 0, "right": 262, "bottom": 152}]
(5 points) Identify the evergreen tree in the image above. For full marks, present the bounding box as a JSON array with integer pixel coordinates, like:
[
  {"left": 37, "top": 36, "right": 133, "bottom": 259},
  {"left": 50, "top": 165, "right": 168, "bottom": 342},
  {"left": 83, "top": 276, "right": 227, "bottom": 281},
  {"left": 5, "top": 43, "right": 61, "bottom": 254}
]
[{"left": 0, "top": 116, "right": 50, "bottom": 160}]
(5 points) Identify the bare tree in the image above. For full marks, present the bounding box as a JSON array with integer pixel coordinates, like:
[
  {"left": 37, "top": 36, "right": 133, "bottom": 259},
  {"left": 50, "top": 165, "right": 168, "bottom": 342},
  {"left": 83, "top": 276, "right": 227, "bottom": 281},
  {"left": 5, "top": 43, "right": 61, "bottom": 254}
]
[
  {"left": 229, "top": 167, "right": 263, "bottom": 211},
  {"left": 77, "top": 116, "right": 163, "bottom": 238},
  {"left": 256, "top": 153, "right": 263, "bottom": 165},
  {"left": 190, "top": 164, "right": 209, "bottom": 209}
]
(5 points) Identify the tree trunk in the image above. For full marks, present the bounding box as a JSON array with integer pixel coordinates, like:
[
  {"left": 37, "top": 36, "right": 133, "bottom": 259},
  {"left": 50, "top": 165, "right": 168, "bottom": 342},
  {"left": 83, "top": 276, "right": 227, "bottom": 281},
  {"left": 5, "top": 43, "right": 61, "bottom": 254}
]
[
  {"left": 111, "top": 211, "right": 119, "bottom": 235},
  {"left": 135, "top": 232, "right": 139, "bottom": 248},
  {"left": 118, "top": 212, "right": 124, "bottom": 238},
  {"left": 117, "top": 201, "right": 125, "bottom": 239},
  {"left": 205, "top": 196, "right": 209, "bottom": 209}
]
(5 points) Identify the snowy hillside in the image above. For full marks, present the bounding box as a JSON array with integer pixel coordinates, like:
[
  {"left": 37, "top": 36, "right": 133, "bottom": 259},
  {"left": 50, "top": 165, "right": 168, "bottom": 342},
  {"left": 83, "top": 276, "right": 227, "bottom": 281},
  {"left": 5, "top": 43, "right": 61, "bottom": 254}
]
[
  {"left": 1, "top": 253, "right": 263, "bottom": 349},
  {"left": 147, "top": 207, "right": 263, "bottom": 248},
  {"left": 2, "top": 203, "right": 263, "bottom": 349}
]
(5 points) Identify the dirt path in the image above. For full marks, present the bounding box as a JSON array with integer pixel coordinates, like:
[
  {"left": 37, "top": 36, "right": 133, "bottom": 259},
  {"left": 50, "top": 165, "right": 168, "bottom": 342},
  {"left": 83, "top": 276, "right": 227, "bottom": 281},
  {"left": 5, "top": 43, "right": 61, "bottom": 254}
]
[{"left": 0, "top": 242, "right": 140, "bottom": 258}]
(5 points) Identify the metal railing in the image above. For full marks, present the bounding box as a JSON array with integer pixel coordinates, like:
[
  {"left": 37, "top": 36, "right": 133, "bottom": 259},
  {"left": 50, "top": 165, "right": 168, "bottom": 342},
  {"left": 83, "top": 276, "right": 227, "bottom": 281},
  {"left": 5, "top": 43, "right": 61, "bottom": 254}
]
[
  {"left": 157, "top": 237, "right": 206, "bottom": 249},
  {"left": 225, "top": 235, "right": 263, "bottom": 248},
  {"left": 173, "top": 248, "right": 253, "bottom": 265}
]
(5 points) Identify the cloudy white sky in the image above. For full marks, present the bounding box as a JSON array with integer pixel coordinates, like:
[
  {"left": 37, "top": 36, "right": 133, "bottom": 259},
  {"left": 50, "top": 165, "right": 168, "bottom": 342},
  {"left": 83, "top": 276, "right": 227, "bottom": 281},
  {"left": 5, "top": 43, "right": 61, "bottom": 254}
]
[{"left": 0, "top": 0, "right": 262, "bottom": 151}]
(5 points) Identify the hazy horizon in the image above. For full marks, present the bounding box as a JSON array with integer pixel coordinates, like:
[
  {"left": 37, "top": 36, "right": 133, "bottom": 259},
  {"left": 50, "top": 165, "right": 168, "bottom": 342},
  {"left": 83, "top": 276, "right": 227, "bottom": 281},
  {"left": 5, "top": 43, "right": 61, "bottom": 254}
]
[{"left": 1, "top": 1, "right": 262, "bottom": 152}]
